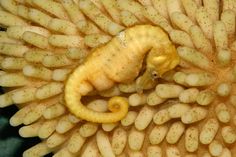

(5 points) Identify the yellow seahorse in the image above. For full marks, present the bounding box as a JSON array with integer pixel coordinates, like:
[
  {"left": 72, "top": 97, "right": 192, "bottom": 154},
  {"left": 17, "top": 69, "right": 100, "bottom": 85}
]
[{"left": 64, "top": 25, "right": 180, "bottom": 123}]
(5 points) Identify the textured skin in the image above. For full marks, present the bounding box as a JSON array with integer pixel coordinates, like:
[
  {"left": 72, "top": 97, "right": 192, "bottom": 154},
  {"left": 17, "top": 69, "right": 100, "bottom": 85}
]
[{"left": 64, "top": 25, "right": 180, "bottom": 123}]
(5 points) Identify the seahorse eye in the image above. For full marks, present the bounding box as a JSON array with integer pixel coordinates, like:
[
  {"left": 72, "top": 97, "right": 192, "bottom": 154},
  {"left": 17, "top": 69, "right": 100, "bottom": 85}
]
[{"left": 151, "top": 71, "right": 159, "bottom": 79}]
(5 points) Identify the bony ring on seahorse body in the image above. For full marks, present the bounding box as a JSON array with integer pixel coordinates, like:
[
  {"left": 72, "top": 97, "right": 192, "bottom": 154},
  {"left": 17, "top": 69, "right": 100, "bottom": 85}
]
[{"left": 64, "top": 25, "right": 180, "bottom": 123}]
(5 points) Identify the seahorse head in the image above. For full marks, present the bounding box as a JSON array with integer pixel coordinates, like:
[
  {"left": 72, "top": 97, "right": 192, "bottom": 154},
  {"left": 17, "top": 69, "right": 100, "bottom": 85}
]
[{"left": 147, "top": 44, "right": 180, "bottom": 78}]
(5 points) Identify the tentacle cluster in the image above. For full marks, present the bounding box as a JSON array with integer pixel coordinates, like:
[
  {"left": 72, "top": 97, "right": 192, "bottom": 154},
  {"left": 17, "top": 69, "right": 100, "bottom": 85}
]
[{"left": 0, "top": 0, "right": 236, "bottom": 157}]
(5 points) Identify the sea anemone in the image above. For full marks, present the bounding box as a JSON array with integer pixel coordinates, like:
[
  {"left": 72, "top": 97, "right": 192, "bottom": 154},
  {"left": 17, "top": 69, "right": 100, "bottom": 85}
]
[{"left": 0, "top": 0, "right": 236, "bottom": 157}]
